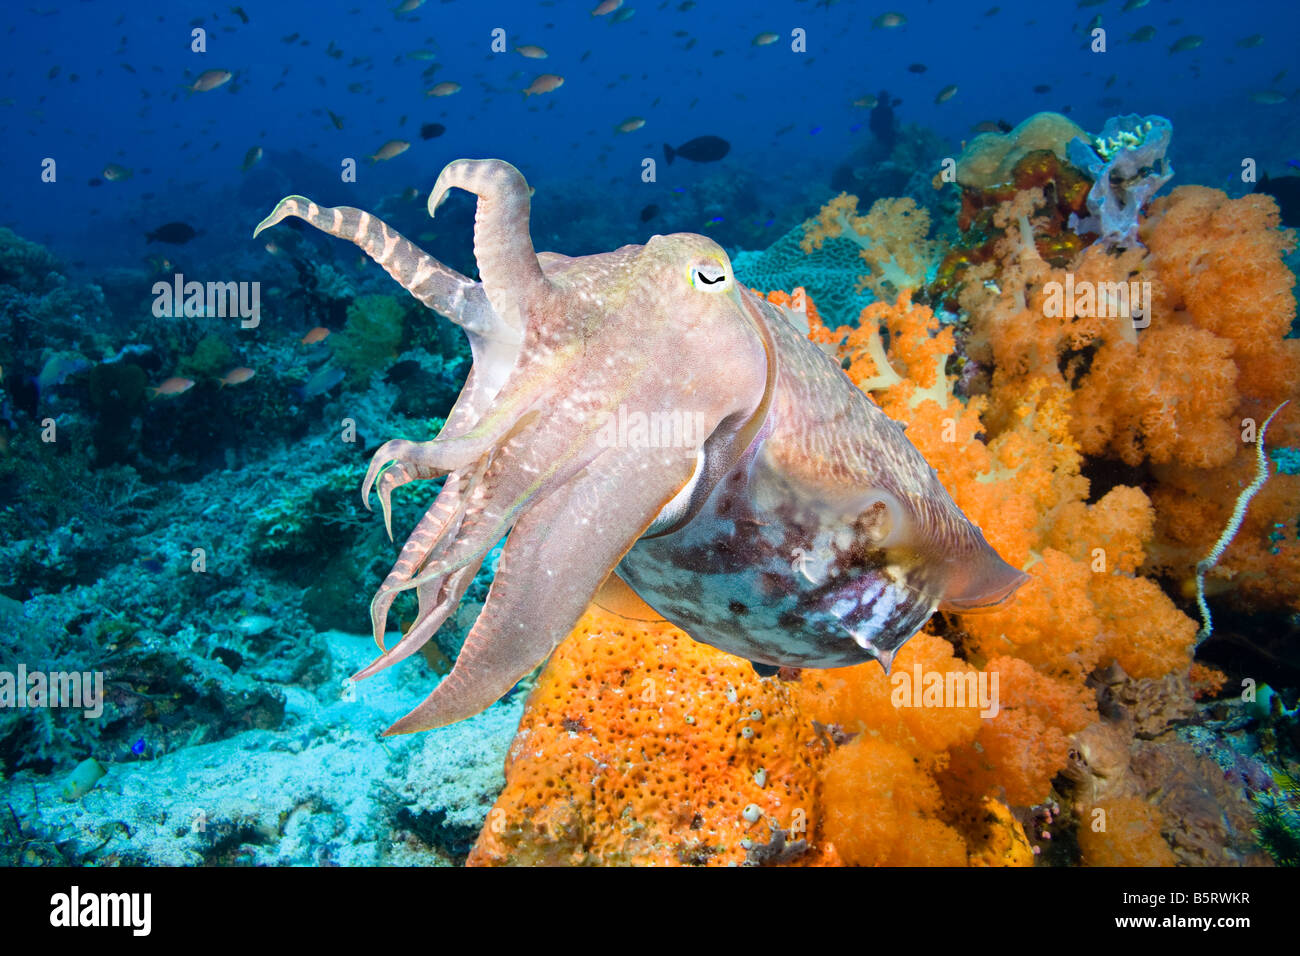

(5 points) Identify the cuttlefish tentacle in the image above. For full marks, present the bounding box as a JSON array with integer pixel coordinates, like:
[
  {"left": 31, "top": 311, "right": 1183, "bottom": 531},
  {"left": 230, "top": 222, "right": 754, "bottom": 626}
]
[
  {"left": 252, "top": 196, "right": 480, "bottom": 328},
  {"left": 381, "top": 447, "right": 696, "bottom": 735},
  {"left": 367, "top": 470, "right": 467, "bottom": 651},
  {"left": 428, "top": 159, "right": 550, "bottom": 329}
]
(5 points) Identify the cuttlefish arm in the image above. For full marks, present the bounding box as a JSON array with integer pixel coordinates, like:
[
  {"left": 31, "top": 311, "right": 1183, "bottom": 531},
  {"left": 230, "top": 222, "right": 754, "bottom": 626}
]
[{"left": 258, "top": 160, "right": 773, "bottom": 734}]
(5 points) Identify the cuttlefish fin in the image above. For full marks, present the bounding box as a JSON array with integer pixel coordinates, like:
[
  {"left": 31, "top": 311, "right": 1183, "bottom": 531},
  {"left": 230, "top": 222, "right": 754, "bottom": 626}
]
[
  {"left": 936, "top": 546, "right": 1030, "bottom": 613},
  {"left": 380, "top": 448, "right": 694, "bottom": 735},
  {"left": 593, "top": 571, "right": 668, "bottom": 623}
]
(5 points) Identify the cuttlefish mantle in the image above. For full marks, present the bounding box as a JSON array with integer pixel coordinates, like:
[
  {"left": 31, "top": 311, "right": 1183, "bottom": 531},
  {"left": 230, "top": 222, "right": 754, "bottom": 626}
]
[{"left": 254, "top": 158, "right": 1027, "bottom": 735}]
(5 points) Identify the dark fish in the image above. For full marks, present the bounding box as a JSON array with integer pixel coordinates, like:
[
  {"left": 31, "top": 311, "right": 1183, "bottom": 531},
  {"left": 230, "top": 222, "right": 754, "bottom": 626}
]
[
  {"left": 907, "top": 62, "right": 927, "bottom": 73},
  {"left": 640, "top": 203, "right": 659, "bottom": 222},
  {"left": 420, "top": 122, "right": 446, "bottom": 140},
  {"left": 384, "top": 359, "right": 424, "bottom": 384},
  {"left": 1255, "top": 174, "right": 1300, "bottom": 227},
  {"left": 141, "top": 558, "right": 163, "bottom": 574},
  {"left": 1033, "top": 83, "right": 1051, "bottom": 93},
  {"left": 146, "top": 222, "right": 197, "bottom": 244},
  {"left": 230, "top": 5, "right": 249, "bottom": 24},
  {"left": 663, "top": 135, "right": 730, "bottom": 164},
  {"left": 328, "top": 110, "right": 345, "bottom": 130},
  {"left": 87, "top": 177, "right": 103, "bottom": 187}
]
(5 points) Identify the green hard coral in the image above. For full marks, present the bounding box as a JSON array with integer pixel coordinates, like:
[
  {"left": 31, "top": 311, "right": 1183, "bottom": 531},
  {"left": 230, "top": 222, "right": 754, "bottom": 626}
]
[
  {"left": 333, "top": 294, "right": 406, "bottom": 382},
  {"left": 731, "top": 222, "right": 875, "bottom": 328}
]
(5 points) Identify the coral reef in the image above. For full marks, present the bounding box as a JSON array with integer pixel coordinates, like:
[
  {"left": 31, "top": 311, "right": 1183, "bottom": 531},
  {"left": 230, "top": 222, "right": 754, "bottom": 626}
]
[
  {"left": 801, "top": 193, "right": 941, "bottom": 300},
  {"left": 954, "top": 112, "right": 1087, "bottom": 190},
  {"left": 468, "top": 607, "right": 835, "bottom": 866},
  {"left": 732, "top": 222, "right": 874, "bottom": 328},
  {"left": 1067, "top": 114, "right": 1174, "bottom": 249}
]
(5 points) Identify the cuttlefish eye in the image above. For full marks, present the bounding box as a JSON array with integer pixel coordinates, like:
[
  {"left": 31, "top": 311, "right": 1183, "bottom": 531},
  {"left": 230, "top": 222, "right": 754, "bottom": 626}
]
[{"left": 690, "top": 259, "right": 731, "bottom": 292}]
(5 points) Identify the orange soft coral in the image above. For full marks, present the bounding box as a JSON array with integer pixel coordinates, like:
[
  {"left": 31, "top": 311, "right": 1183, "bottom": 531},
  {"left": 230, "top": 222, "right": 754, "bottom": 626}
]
[{"left": 801, "top": 193, "right": 939, "bottom": 299}]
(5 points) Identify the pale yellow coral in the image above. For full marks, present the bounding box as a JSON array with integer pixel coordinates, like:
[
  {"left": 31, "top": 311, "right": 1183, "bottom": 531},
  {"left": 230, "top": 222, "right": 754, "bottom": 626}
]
[{"left": 801, "top": 193, "right": 939, "bottom": 298}]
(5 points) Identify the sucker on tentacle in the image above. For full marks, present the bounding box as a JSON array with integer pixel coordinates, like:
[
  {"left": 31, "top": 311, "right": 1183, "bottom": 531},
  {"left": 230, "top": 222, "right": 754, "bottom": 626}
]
[{"left": 255, "top": 158, "right": 1027, "bottom": 736}]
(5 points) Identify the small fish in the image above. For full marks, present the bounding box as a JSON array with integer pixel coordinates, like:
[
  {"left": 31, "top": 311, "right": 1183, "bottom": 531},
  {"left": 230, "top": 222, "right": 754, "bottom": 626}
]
[
  {"left": 426, "top": 81, "right": 461, "bottom": 97},
  {"left": 102, "top": 163, "right": 132, "bottom": 181},
  {"left": 301, "top": 326, "right": 332, "bottom": 345},
  {"left": 1033, "top": 83, "right": 1051, "bottom": 94},
  {"left": 1251, "top": 91, "right": 1287, "bottom": 104},
  {"left": 36, "top": 354, "right": 90, "bottom": 393},
  {"left": 88, "top": 178, "right": 103, "bottom": 187},
  {"left": 852, "top": 93, "right": 879, "bottom": 109},
  {"left": 407, "top": 49, "right": 438, "bottom": 61},
  {"left": 1121, "top": 0, "right": 1148, "bottom": 9},
  {"left": 369, "top": 139, "right": 410, "bottom": 163},
  {"left": 611, "top": 6, "right": 635, "bottom": 21},
  {"left": 872, "top": 12, "right": 906, "bottom": 28},
  {"left": 753, "top": 32, "right": 779, "bottom": 46},
  {"left": 236, "top": 614, "right": 276, "bottom": 636},
  {"left": 1236, "top": 34, "right": 1264, "bottom": 48},
  {"left": 328, "top": 110, "right": 345, "bottom": 130},
  {"left": 615, "top": 116, "right": 646, "bottom": 133},
  {"left": 420, "top": 122, "right": 446, "bottom": 140},
  {"left": 149, "top": 376, "right": 195, "bottom": 398},
  {"left": 281, "top": 32, "right": 300, "bottom": 43},
  {"left": 663, "top": 135, "right": 730, "bottom": 164},
  {"left": 1128, "top": 25, "right": 1156, "bottom": 41},
  {"left": 230, "top": 5, "right": 249, "bottom": 24},
  {"left": 395, "top": 0, "right": 424, "bottom": 13},
  {"left": 592, "top": 0, "right": 622, "bottom": 15},
  {"left": 219, "top": 366, "right": 256, "bottom": 387},
  {"left": 1169, "top": 35, "right": 1203, "bottom": 53},
  {"left": 516, "top": 44, "right": 548, "bottom": 58},
  {"left": 1287, "top": 160, "right": 1300, "bottom": 172},
  {"left": 935, "top": 84, "right": 958, "bottom": 103},
  {"left": 241, "top": 145, "right": 263, "bottom": 171},
  {"left": 971, "top": 120, "right": 1002, "bottom": 133},
  {"left": 188, "top": 69, "right": 232, "bottom": 93},
  {"left": 522, "top": 74, "right": 564, "bottom": 96},
  {"left": 131, "top": 737, "right": 147, "bottom": 755},
  {"left": 640, "top": 203, "right": 659, "bottom": 222},
  {"left": 297, "top": 365, "right": 346, "bottom": 399},
  {"left": 907, "top": 62, "right": 927, "bottom": 73},
  {"left": 146, "top": 222, "right": 197, "bottom": 244},
  {"left": 62, "top": 758, "right": 107, "bottom": 801}
]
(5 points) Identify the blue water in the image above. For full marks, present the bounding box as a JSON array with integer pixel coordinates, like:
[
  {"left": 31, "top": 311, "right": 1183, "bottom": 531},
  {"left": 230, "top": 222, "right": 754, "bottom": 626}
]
[{"left": 2, "top": 0, "right": 1296, "bottom": 271}]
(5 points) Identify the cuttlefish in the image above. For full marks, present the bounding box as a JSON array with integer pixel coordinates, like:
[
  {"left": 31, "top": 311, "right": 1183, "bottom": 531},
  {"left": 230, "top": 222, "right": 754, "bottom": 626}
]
[{"left": 254, "top": 159, "right": 1027, "bottom": 735}]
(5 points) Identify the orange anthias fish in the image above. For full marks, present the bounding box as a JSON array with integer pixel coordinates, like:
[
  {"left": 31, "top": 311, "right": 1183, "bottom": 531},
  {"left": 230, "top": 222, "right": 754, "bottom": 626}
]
[
  {"left": 149, "top": 376, "right": 195, "bottom": 397},
  {"left": 301, "top": 326, "right": 331, "bottom": 345},
  {"left": 218, "top": 367, "right": 255, "bottom": 387}
]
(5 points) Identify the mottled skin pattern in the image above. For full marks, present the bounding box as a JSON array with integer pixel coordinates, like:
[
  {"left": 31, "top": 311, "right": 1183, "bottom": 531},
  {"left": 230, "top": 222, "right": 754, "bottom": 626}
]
[{"left": 255, "top": 159, "right": 1027, "bottom": 735}]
